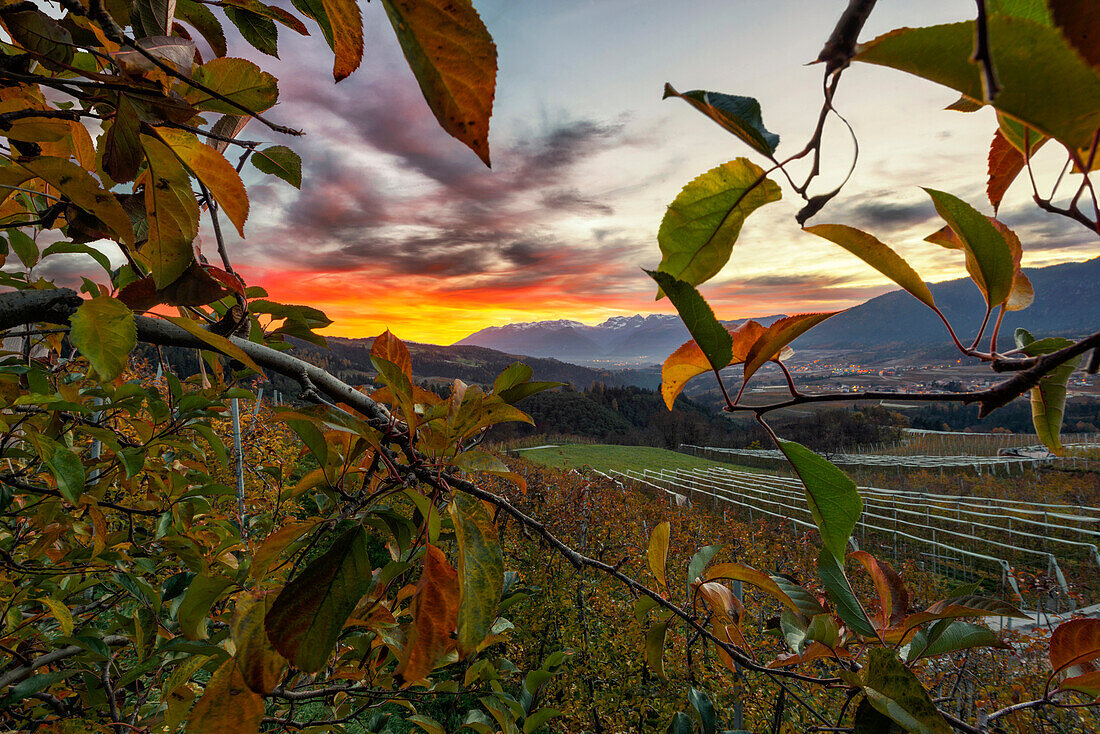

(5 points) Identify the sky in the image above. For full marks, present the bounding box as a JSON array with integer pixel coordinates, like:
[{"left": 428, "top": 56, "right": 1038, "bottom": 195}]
[{"left": 43, "top": 1, "right": 1100, "bottom": 344}]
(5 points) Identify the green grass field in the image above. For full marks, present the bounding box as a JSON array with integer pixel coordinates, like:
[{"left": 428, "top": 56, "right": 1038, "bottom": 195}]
[{"left": 512, "top": 443, "right": 758, "bottom": 474}]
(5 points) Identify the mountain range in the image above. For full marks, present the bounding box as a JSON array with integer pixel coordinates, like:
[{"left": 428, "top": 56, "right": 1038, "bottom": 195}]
[
  {"left": 455, "top": 257, "right": 1100, "bottom": 363},
  {"left": 453, "top": 313, "right": 785, "bottom": 363}
]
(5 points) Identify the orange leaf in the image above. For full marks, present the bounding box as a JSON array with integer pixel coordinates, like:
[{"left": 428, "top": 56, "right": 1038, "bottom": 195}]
[
  {"left": 704, "top": 562, "right": 800, "bottom": 615},
  {"left": 396, "top": 544, "right": 459, "bottom": 686},
  {"left": 743, "top": 312, "right": 841, "bottom": 382},
  {"left": 321, "top": 0, "right": 364, "bottom": 81},
  {"left": 371, "top": 329, "right": 412, "bottom": 382},
  {"left": 695, "top": 580, "right": 745, "bottom": 624},
  {"left": 661, "top": 320, "right": 766, "bottom": 409},
  {"left": 1051, "top": 618, "right": 1100, "bottom": 676},
  {"left": 848, "top": 551, "right": 908, "bottom": 630},
  {"left": 768, "top": 641, "right": 850, "bottom": 668},
  {"left": 987, "top": 128, "right": 1025, "bottom": 213}
]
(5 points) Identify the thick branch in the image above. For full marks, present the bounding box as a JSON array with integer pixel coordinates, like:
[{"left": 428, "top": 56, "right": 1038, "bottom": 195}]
[{"left": 0, "top": 635, "right": 129, "bottom": 690}]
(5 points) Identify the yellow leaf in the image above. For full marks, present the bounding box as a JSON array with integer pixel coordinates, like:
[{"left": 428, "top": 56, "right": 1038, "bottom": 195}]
[
  {"left": 160, "top": 315, "right": 265, "bottom": 375},
  {"left": 38, "top": 597, "right": 74, "bottom": 636},
  {"left": 139, "top": 136, "right": 199, "bottom": 287},
  {"left": 185, "top": 658, "right": 264, "bottom": 734},
  {"left": 321, "top": 0, "right": 364, "bottom": 81},
  {"left": 156, "top": 127, "right": 249, "bottom": 237},
  {"left": 647, "top": 521, "right": 670, "bottom": 590},
  {"left": 18, "top": 156, "right": 134, "bottom": 245}
]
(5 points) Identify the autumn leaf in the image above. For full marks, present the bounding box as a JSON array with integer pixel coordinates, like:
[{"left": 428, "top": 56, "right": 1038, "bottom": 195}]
[
  {"left": 380, "top": 0, "right": 497, "bottom": 165},
  {"left": 661, "top": 320, "right": 766, "bottom": 409},
  {"left": 156, "top": 127, "right": 249, "bottom": 236},
  {"left": 396, "top": 544, "right": 460, "bottom": 685}
]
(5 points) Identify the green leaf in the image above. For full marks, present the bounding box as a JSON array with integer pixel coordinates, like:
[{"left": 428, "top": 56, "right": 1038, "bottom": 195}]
[
  {"left": 188, "top": 57, "right": 279, "bottom": 114},
  {"left": 777, "top": 441, "right": 861, "bottom": 560},
  {"left": 177, "top": 0, "right": 229, "bottom": 57},
  {"left": 408, "top": 714, "right": 447, "bottom": 734},
  {"left": 855, "top": 16, "right": 1100, "bottom": 150},
  {"left": 804, "top": 613, "right": 840, "bottom": 649},
  {"left": 8, "top": 229, "right": 37, "bottom": 267},
  {"left": 265, "top": 525, "right": 374, "bottom": 673},
  {"left": 45, "top": 446, "right": 84, "bottom": 504},
  {"left": 663, "top": 83, "right": 779, "bottom": 155},
  {"left": 285, "top": 418, "right": 328, "bottom": 466},
  {"left": 69, "top": 296, "right": 137, "bottom": 381},
  {"left": 1019, "top": 336, "right": 1081, "bottom": 454},
  {"left": 449, "top": 492, "right": 504, "bottom": 658},
  {"left": 666, "top": 712, "right": 694, "bottom": 734},
  {"left": 251, "top": 145, "right": 302, "bottom": 188},
  {"left": 772, "top": 574, "right": 827, "bottom": 618},
  {"left": 646, "top": 616, "right": 673, "bottom": 680},
  {"left": 646, "top": 271, "right": 733, "bottom": 371},
  {"left": 225, "top": 6, "right": 279, "bottom": 56},
  {"left": 688, "top": 687, "right": 718, "bottom": 734},
  {"left": 803, "top": 224, "right": 936, "bottom": 310},
  {"left": 656, "top": 158, "right": 781, "bottom": 289},
  {"left": 380, "top": 0, "right": 496, "bottom": 165},
  {"left": 647, "top": 520, "right": 671, "bottom": 589},
  {"left": 853, "top": 697, "right": 903, "bottom": 734},
  {"left": 906, "top": 620, "right": 1005, "bottom": 661},
  {"left": 861, "top": 647, "right": 952, "bottom": 734},
  {"left": 42, "top": 242, "right": 113, "bottom": 273},
  {"left": 817, "top": 551, "right": 877, "bottom": 638},
  {"left": 686, "top": 544, "right": 722, "bottom": 592},
  {"left": 923, "top": 189, "right": 1015, "bottom": 307},
  {"left": 178, "top": 574, "right": 234, "bottom": 640}
]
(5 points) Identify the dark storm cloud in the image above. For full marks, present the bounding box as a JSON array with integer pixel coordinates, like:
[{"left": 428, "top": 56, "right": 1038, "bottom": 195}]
[
  {"left": 832, "top": 197, "right": 934, "bottom": 231},
  {"left": 245, "top": 67, "right": 640, "bottom": 282}
]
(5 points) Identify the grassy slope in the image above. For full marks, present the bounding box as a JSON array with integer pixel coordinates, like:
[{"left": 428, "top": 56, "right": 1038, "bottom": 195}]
[{"left": 513, "top": 443, "right": 757, "bottom": 474}]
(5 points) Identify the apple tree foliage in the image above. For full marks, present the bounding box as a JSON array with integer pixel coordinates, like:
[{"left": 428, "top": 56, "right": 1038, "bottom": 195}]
[{"left": 0, "top": 0, "right": 1096, "bottom": 732}]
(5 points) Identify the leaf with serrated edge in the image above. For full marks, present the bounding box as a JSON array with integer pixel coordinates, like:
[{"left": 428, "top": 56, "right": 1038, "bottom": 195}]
[
  {"left": 862, "top": 647, "right": 951, "bottom": 734},
  {"left": 251, "top": 144, "right": 302, "bottom": 188},
  {"left": 705, "top": 562, "right": 801, "bottom": 614},
  {"left": 69, "top": 297, "right": 136, "bottom": 381},
  {"left": 803, "top": 224, "right": 935, "bottom": 309},
  {"left": 647, "top": 271, "right": 732, "bottom": 374},
  {"left": 1020, "top": 335, "right": 1081, "bottom": 453},
  {"left": 156, "top": 128, "right": 249, "bottom": 236},
  {"left": 656, "top": 158, "right": 781, "bottom": 289},
  {"left": 1050, "top": 615, "right": 1100, "bottom": 678},
  {"left": 139, "top": 136, "right": 198, "bottom": 287},
  {"left": 396, "top": 544, "right": 459, "bottom": 685},
  {"left": 185, "top": 657, "right": 264, "bottom": 734},
  {"left": 744, "top": 312, "right": 840, "bottom": 383},
  {"left": 923, "top": 188, "right": 1015, "bottom": 307},
  {"left": 380, "top": 0, "right": 495, "bottom": 165},
  {"left": 265, "top": 526, "right": 373, "bottom": 673},
  {"left": 161, "top": 315, "right": 264, "bottom": 375},
  {"left": 855, "top": 17, "right": 1100, "bottom": 151},
  {"left": 778, "top": 440, "right": 862, "bottom": 560},
  {"left": 661, "top": 319, "right": 766, "bottom": 410},
  {"left": 449, "top": 493, "right": 504, "bottom": 657},
  {"left": 663, "top": 83, "right": 779, "bottom": 155}
]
